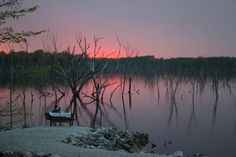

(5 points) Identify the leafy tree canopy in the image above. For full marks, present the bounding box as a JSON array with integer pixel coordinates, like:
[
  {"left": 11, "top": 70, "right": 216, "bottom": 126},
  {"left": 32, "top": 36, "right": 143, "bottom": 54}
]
[{"left": 0, "top": 0, "right": 44, "bottom": 44}]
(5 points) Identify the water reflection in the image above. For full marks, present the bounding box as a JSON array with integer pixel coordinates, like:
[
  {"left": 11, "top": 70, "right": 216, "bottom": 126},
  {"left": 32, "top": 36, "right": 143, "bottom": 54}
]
[
  {"left": 0, "top": 76, "right": 236, "bottom": 156},
  {"left": 188, "top": 79, "right": 197, "bottom": 133},
  {"left": 165, "top": 76, "right": 180, "bottom": 128}
]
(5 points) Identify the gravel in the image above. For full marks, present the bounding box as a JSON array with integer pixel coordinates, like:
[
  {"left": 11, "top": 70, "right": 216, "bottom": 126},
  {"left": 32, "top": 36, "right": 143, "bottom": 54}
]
[{"left": 0, "top": 126, "right": 183, "bottom": 157}]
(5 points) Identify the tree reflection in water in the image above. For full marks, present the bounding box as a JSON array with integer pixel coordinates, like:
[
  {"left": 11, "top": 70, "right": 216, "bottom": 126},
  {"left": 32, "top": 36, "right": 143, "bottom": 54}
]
[
  {"left": 1, "top": 76, "right": 236, "bottom": 156},
  {"left": 188, "top": 79, "right": 197, "bottom": 133}
]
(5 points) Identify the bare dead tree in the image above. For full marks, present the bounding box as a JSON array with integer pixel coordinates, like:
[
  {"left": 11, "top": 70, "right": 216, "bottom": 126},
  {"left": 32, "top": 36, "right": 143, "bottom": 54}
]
[
  {"left": 128, "top": 77, "right": 132, "bottom": 109},
  {"left": 118, "top": 42, "right": 139, "bottom": 129},
  {"left": 120, "top": 42, "right": 138, "bottom": 109},
  {"left": 52, "top": 35, "right": 92, "bottom": 125},
  {"left": 56, "top": 49, "right": 85, "bottom": 124},
  {"left": 42, "top": 32, "right": 61, "bottom": 53},
  {"left": 9, "top": 52, "right": 13, "bottom": 128},
  {"left": 156, "top": 78, "right": 161, "bottom": 105},
  {"left": 75, "top": 35, "right": 120, "bottom": 128},
  {"left": 40, "top": 32, "right": 68, "bottom": 115},
  {"left": 19, "top": 40, "right": 28, "bottom": 127},
  {"left": 211, "top": 70, "right": 219, "bottom": 130},
  {"left": 109, "top": 83, "right": 122, "bottom": 106},
  {"left": 40, "top": 33, "right": 120, "bottom": 127}
]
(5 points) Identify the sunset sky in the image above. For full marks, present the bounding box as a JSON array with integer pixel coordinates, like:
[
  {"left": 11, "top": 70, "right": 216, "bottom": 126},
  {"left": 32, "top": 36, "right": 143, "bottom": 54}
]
[{"left": 4, "top": 0, "right": 236, "bottom": 58}]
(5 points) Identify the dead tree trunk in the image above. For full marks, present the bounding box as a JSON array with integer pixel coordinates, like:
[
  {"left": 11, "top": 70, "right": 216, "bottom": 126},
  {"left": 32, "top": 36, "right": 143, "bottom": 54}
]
[
  {"left": 9, "top": 54, "right": 13, "bottom": 128},
  {"left": 128, "top": 77, "right": 132, "bottom": 109}
]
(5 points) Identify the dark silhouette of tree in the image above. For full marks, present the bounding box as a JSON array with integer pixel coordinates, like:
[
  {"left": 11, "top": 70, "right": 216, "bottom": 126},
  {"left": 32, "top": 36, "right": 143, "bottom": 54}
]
[{"left": 0, "top": 0, "right": 44, "bottom": 44}]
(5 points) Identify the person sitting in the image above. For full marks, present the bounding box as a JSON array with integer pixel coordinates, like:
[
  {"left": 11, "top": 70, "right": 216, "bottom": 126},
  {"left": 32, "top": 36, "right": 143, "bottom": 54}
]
[{"left": 52, "top": 104, "right": 61, "bottom": 112}]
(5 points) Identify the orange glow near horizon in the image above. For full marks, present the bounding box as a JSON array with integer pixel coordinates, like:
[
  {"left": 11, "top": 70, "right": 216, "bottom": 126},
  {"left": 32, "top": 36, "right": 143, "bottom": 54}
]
[
  {"left": 87, "top": 49, "right": 127, "bottom": 59},
  {"left": 0, "top": 45, "right": 13, "bottom": 53}
]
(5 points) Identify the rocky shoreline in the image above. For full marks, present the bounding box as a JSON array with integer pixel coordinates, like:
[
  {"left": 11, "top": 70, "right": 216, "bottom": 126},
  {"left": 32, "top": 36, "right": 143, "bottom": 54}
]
[{"left": 63, "top": 127, "right": 150, "bottom": 153}]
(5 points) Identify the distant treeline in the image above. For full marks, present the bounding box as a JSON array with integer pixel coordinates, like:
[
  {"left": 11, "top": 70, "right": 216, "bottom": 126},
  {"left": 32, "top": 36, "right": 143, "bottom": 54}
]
[{"left": 0, "top": 50, "right": 236, "bottom": 85}]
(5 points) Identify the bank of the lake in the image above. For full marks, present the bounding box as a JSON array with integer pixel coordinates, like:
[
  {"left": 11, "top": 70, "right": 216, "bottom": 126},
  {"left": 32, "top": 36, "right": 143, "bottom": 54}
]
[{"left": 0, "top": 126, "right": 183, "bottom": 157}]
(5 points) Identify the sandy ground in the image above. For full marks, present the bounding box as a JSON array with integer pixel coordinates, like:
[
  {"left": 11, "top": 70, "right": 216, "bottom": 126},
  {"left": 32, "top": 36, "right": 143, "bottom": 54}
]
[{"left": 0, "top": 126, "right": 182, "bottom": 157}]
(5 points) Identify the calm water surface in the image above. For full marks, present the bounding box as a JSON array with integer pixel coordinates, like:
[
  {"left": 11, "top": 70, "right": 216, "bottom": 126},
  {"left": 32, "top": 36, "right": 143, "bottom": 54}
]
[{"left": 0, "top": 77, "right": 236, "bottom": 157}]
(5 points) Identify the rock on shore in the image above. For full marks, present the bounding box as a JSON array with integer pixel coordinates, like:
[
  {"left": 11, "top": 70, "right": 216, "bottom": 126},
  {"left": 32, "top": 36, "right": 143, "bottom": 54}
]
[{"left": 63, "top": 127, "right": 149, "bottom": 153}]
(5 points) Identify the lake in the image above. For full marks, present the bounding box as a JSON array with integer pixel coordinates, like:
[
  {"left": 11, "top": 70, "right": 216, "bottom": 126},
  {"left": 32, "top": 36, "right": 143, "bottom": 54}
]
[{"left": 0, "top": 76, "right": 236, "bottom": 157}]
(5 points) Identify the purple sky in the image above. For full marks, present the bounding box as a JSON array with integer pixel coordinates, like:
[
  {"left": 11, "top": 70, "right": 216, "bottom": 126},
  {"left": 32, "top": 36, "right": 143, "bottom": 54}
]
[{"left": 4, "top": 0, "right": 236, "bottom": 58}]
